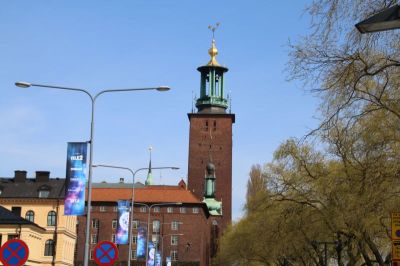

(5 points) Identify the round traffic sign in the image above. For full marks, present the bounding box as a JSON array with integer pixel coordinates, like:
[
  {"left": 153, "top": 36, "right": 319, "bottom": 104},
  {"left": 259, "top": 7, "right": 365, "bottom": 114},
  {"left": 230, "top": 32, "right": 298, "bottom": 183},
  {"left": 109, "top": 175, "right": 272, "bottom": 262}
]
[
  {"left": 0, "top": 239, "right": 29, "bottom": 266},
  {"left": 93, "top": 241, "right": 118, "bottom": 265}
]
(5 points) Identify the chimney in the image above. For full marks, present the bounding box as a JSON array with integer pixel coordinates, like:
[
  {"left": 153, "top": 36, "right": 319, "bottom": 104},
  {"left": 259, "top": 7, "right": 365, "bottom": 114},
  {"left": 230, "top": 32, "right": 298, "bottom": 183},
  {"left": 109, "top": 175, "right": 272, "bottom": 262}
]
[
  {"left": 36, "top": 171, "right": 50, "bottom": 182},
  {"left": 119, "top": 178, "right": 124, "bottom": 183},
  {"left": 14, "top": 170, "right": 27, "bottom": 183}
]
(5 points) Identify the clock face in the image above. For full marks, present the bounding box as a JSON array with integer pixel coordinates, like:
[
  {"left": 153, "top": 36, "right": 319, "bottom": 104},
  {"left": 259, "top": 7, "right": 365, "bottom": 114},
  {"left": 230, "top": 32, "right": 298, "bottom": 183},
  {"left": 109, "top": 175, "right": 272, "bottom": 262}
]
[{"left": 119, "top": 212, "right": 130, "bottom": 230}]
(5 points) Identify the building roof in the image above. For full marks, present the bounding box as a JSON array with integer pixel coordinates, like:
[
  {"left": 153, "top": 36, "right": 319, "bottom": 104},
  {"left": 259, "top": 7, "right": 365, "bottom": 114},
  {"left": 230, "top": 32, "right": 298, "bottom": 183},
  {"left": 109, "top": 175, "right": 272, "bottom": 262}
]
[
  {"left": 92, "top": 181, "right": 145, "bottom": 189},
  {"left": 0, "top": 206, "right": 45, "bottom": 230},
  {"left": 89, "top": 185, "right": 201, "bottom": 204},
  {"left": 0, "top": 178, "right": 65, "bottom": 199}
]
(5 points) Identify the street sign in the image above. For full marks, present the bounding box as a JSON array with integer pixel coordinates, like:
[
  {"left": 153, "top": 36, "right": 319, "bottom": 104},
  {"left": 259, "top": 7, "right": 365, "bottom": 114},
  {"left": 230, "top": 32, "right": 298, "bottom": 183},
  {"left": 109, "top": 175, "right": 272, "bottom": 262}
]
[
  {"left": 0, "top": 239, "right": 29, "bottom": 266},
  {"left": 93, "top": 241, "right": 118, "bottom": 266},
  {"left": 393, "top": 241, "right": 400, "bottom": 261},
  {"left": 392, "top": 213, "right": 400, "bottom": 240}
]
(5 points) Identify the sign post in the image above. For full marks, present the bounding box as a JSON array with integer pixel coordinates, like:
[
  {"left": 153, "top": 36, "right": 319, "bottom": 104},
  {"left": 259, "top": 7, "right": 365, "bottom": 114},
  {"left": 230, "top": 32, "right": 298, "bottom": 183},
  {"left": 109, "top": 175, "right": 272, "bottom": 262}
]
[
  {"left": 0, "top": 239, "right": 29, "bottom": 266},
  {"left": 93, "top": 241, "right": 118, "bottom": 266},
  {"left": 392, "top": 213, "right": 400, "bottom": 266}
]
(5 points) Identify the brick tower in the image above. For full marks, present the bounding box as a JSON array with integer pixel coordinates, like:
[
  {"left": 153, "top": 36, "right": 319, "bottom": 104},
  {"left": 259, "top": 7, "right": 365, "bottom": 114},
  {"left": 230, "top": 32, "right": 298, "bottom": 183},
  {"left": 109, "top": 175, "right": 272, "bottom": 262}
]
[{"left": 187, "top": 29, "right": 235, "bottom": 233}]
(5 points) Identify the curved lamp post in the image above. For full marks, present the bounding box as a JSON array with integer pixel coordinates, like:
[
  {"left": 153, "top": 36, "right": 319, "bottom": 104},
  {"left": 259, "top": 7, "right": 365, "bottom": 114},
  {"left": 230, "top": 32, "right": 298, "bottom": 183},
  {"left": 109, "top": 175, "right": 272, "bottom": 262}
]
[
  {"left": 92, "top": 164, "right": 179, "bottom": 266},
  {"left": 15, "top": 81, "right": 170, "bottom": 266}
]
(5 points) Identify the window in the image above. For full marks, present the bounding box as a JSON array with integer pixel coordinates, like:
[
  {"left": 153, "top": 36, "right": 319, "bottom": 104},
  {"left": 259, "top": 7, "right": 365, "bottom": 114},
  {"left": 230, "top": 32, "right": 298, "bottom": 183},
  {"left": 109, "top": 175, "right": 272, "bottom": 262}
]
[
  {"left": 213, "top": 120, "right": 217, "bottom": 131},
  {"left": 92, "top": 219, "right": 99, "bottom": 229},
  {"left": 167, "top": 207, "right": 173, "bottom": 213},
  {"left": 112, "top": 220, "right": 117, "bottom": 229},
  {"left": 100, "top": 206, "right": 106, "bottom": 212},
  {"left": 180, "top": 207, "right": 186, "bottom": 213},
  {"left": 132, "top": 235, "right": 137, "bottom": 244},
  {"left": 205, "top": 120, "right": 209, "bottom": 131},
  {"left": 153, "top": 206, "right": 160, "bottom": 213},
  {"left": 132, "top": 220, "right": 139, "bottom": 229},
  {"left": 47, "top": 211, "right": 57, "bottom": 226},
  {"left": 25, "top": 210, "right": 35, "bottom": 222},
  {"left": 44, "top": 239, "right": 55, "bottom": 256},
  {"left": 91, "top": 234, "right": 98, "bottom": 244},
  {"left": 153, "top": 220, "right": 160, "bottom": 233},
  {"left": 171, "top": 235, "right": 179, "bottom": 245},
  {"left": 192, "top": 207, "right": 199, "bottom": 214},
  {"left": 8, "top": 235, "right": 18, "bottom": 240},
  {"left": 131, "top": 250, "right": 137, "bottom": 260},
  {"left": 113, "top": 206, "right": 118, "bottom": 212},
  {"left": 171, "top": 221, "right": 179, "bottom": 230},
  {"left": 111, "top": 234, "right": 116, "bottom": 243},
  {"left": 39, "top": 190, "right": 50, "bottom": 198},
  {"left": 90, "top": 250, "right": 93, "bottom": 260},
  {"left": 140, "top": 207, "right": 146, "bottom": 213},
  {"left": 171, "top": 250, "right": 178, "bottom": 261}
]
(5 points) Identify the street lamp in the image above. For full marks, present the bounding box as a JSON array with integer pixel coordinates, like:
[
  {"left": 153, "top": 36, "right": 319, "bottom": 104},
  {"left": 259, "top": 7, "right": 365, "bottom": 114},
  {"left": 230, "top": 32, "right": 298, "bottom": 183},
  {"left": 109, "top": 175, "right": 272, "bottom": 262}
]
[
  {"left": 15, "top": 81, "right": 170, "bottom": 266},
  {"left": 133, "top": 202, "right": 182, "bottom": 265},
  {"left": 92, "top": 164, "right": 179, "bottom": 266},
  {"left": 355, "top": 4, "right": 400, "bottom": 33}
]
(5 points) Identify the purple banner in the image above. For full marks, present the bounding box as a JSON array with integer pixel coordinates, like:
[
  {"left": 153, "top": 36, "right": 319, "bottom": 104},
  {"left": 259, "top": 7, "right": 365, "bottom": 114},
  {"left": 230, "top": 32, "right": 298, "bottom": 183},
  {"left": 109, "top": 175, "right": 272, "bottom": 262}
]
[
  {"left": 116, "top": 200, "right": 130, "bottom": 244},
  {"left": 147, "top": 241, "right": 156, "bottom": 266},
  {"left": 64, "top": 142, "right": 87, "bottom": 216},
  {"left": 137, "top": 225, "right": 147, "bottom": 258}
]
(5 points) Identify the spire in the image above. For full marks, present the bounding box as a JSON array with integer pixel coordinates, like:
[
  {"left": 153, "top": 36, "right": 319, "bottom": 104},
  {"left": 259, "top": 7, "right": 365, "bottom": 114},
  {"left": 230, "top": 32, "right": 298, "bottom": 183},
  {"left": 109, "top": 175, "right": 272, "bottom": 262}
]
[
  {"left": 145, "top": 146, "right": 154, "bottom": 186},
  {"left": 207, "top": 39, "right": 220, "bottom": 67},
  {"left": 196, "top": 23, "right": 229, "bottom": 113}
]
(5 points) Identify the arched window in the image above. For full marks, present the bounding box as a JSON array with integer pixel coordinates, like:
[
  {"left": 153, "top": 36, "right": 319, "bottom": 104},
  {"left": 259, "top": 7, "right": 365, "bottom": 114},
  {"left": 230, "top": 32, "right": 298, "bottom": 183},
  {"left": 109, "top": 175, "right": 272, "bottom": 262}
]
[
  {"left": 25, "top": 210, "right": 35, "bottom": 222},
  {"left": 47, "top": 211, "right": 56, "bottom": 226},
  {"left": 44, "top": 239, "right": 55, "bottom": 256}
]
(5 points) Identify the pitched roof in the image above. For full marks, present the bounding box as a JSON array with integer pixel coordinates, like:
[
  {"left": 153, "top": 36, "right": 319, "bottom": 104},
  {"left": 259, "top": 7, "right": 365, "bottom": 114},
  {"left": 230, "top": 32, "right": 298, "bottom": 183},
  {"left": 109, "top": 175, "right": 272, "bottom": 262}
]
[
  {"left": 0, "top": 206, "right": 44, "bottom": 230},
  {"left": 89, "top": 185, "right": 201, "bottom": 204},
  {"left": 0, "top": 178, "right": 65, "bottom": 199}
]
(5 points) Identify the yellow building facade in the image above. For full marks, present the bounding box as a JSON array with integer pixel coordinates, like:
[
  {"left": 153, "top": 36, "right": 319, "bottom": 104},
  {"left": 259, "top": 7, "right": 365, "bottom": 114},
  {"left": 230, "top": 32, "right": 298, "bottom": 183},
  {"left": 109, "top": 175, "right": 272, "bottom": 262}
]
[{"left": 0, "top": 171, "right": 77, "bottom": 266}]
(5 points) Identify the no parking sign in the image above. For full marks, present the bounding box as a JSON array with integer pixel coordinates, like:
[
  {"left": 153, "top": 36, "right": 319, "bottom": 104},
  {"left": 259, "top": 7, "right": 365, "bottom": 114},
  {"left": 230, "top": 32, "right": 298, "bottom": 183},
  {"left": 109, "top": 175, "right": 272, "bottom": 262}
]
[
  {"left": 0, "top": 239, "right": 29, "bottom": 266},
  {"left": 93, "top": 241, "right": 118, "bottom": 265}
]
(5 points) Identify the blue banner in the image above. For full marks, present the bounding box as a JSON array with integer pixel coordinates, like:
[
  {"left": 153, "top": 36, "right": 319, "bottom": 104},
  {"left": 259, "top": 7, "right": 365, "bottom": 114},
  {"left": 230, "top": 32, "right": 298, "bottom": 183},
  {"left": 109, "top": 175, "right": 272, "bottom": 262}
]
[
  {"left": 147, "top": 242, "right": 156, "bottom": 266},
  {"left": 116, "top": 200, "right": 130, "bottom": 244},
  {"left": 155, "top": 252, "right": 161, "bottom": 266},
  {"left": 64, "top": 142, "right": 88, "bottom": 215},
  {"left": 137, "top": 226, "right": 147, "bottom": 258},
  {"left": 166, "top": 257, "right": 171, "bottom": 266}
]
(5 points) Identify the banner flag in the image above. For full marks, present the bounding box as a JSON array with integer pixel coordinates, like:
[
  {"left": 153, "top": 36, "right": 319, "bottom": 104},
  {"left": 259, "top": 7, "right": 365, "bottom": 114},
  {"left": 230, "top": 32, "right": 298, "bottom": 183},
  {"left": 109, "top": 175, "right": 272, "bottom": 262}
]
[
  {"left": 155, "top": 251, "right": 161, "bottom": 266},
  {"left": 147, "top": 241, "right": 156, "bottom": 266},
  {"left": 116, "top": 200, "right": 130, "bottom": 244},
  {"left": 166, "top": 257, "right": 171, "bottom": 266},
  {"left": 64, "top": 142, "right": 88, "bottom": 215},
  {"left": 137, "top": 225, "right": 147, "bottom": 258}
]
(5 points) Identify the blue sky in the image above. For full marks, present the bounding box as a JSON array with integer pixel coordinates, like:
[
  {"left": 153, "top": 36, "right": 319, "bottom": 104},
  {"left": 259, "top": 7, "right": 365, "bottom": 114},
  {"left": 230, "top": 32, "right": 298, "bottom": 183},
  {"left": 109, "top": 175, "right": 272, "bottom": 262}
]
[{"left": 0, "top": 1, "right": 317, "bottom": 220}]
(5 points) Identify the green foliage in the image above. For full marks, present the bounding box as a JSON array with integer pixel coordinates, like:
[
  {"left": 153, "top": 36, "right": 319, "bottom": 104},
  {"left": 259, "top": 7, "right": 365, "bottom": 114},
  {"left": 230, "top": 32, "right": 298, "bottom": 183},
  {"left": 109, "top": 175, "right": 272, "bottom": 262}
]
[{"left": 217, "top": 1, "right": 400, "bottom": 265}]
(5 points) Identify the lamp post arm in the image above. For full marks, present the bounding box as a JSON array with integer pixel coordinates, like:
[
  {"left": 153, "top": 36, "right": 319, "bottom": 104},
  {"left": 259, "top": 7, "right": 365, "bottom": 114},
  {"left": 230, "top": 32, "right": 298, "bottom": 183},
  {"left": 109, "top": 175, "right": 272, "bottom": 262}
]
[
  {"left": 29, "top": 83, "right": 94, "bottom": 101},
  {"left": 93, "top": 87, "right": 161, "bottom": 101}
]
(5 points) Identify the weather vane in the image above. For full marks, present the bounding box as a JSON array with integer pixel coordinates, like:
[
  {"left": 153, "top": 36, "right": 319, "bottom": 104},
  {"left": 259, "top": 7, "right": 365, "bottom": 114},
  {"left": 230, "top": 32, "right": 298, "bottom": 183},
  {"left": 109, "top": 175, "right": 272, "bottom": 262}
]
[{"left": 208, "top": 22, "right": 220, "bottom": 40}]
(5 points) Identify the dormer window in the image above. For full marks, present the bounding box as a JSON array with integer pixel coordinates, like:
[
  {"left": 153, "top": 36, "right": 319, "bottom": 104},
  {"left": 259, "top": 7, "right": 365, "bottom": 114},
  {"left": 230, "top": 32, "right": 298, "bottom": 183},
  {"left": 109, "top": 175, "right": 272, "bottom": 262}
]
[
  {"left": 39, "top": 190, "right": 50, "bottom": 198},
  {"left": 38, "top": 185, "right": 51, "bottom": 198}
]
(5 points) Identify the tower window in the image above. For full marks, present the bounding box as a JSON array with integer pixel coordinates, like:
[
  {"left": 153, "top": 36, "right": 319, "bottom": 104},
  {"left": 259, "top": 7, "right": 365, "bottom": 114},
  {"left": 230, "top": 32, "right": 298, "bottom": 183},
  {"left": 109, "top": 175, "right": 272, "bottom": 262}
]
[
  {"left": 205, "top": 121, "right": 209, "bottom": 131},
  {"left": 213, "top": 120, "right": 217, "bottom": 131}
]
